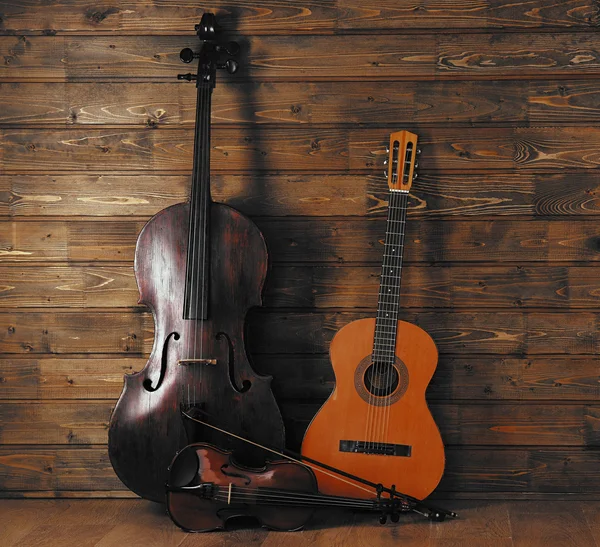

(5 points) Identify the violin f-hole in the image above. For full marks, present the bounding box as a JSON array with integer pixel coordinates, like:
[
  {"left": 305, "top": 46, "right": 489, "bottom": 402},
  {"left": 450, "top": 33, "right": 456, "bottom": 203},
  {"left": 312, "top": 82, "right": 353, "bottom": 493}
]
[
  {"left": 216, "top": 332, "right": 251, "bottom": 393},
  {"left": 143, "top": 331, "right": 180, "bottom": 392}
]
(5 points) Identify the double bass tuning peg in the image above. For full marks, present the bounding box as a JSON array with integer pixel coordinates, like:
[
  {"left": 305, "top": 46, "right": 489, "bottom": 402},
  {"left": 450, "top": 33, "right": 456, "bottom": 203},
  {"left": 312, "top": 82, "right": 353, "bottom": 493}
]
[
  {"left": 180, "top": 48, "right": 198, "bottom": 63},
  {"left": 217, "top": 59, "right": 239, "bottom": 74}
]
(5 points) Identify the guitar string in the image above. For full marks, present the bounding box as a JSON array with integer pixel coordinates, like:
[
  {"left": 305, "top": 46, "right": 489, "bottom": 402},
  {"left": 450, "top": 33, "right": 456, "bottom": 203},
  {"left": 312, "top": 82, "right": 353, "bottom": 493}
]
[
  {"left": 364, "top": 152, "right": 390, "bottom": 449},
  {"left": 377, "top": 187, "right": 403, "bottom": 449},
  {"left": 383, "top": 189, "right": 408, "bottom": 447}
]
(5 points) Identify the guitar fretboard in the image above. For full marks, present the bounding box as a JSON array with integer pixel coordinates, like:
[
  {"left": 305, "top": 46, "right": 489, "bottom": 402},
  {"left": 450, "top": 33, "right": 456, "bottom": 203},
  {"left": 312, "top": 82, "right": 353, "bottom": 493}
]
[{"left": 372, "top": 190, "right": 409, "bottom": 363}]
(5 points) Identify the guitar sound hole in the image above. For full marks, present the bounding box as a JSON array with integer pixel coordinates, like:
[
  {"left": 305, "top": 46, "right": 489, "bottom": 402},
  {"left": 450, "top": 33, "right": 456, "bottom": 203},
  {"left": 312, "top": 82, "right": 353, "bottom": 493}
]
[{"left": 364, "top": 363, "right": 399, "bottom": 397}]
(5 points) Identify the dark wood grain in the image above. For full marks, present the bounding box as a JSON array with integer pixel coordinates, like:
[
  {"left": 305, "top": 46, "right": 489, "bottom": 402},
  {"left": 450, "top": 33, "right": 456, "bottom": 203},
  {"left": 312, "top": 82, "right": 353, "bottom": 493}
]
[
  {"left": 2, "top": 0, "right": 598, "bottom": 34},
  {"left": 5, "top": 264, "right": 600, "bottom": 310},
  {"left": 4, "top": 127, "right": 600, "bottom": 173},
  {"left": 3, "top": 34, "right": 600, "bottom": 82},
  {"left": 2, "top": 81, "right": 600, "bottom": 127},
  {"left": 4, "top": 172, "right": 600, "bottom": 218},
  {"left": 1, "top": 355, "right": 598, "bottom": 402},
  {"left": 2, "top": 449, "right": 600, "bottom": 496},
  {"left": 0, "top": 310, "right": 598, "bottom": 355},
  {"left": 0, "top": 400, "right": 598, "bottom": 447},
  {"left": 6, "top": 219, "right": 600, "bottom": 263}
]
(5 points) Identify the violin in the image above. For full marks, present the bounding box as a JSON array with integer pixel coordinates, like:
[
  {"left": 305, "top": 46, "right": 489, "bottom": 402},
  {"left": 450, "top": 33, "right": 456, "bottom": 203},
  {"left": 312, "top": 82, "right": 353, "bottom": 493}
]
[
  {"left": 166, "top": 443, "right": 409, "bottom": 532},
  {"left": 302, "top": 131, "right": 445, "bottom": 500},
  {"left": 108, "top": 14, "right": 285, "bottom": 502}
]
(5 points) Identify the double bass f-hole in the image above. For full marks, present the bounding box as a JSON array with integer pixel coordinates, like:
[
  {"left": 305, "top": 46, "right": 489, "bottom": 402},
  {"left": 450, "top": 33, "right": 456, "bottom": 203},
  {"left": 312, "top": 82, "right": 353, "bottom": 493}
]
[
  {"left": 143, "top": 331, "right": 180, "bottom": 392},
  {"left": 216, "top": 332, "right": 252, "bottom": 393}
]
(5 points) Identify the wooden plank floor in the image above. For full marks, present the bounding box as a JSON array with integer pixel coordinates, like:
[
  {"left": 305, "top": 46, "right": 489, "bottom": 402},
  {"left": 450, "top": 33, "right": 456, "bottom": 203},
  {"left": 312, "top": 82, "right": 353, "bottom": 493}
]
[{"left": 1, "top": 500, "right": 599, "bottom": 546}]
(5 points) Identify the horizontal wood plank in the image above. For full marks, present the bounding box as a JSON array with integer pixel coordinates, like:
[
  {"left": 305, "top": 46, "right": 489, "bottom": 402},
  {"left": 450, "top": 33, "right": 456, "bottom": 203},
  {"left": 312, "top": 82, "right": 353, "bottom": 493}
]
[
  {"left": 2, "top": 34, "right": 600, "bottom": 81},
  {"left": 0, "top": 310, "right": 598, "bottom": 355},
  {"left": 3, "top": 127, "right": 600, "bottom": 173},
  {"left": 4, "top": 219, "right": 600, "bottom": 263},
  {"left": 3, "top": 81, "right": 600, "bottom": 126},
  {"left": 0, "top": 401, "right": 598, "bottom": 447},
  {"left": 4, "top": 265, "right": 600, "bottom": 310},
  {"left": 3, "top": 172, "right": 600, "bottom": 218},
  {"left": 0, "top": 356, "right": 598, "bottom": 402},
  {"left": 2, "top": 447, "right": 599, "bottom": 495},
  {"left": 2, "top": 0, "right": 598, "bottom": 34}
]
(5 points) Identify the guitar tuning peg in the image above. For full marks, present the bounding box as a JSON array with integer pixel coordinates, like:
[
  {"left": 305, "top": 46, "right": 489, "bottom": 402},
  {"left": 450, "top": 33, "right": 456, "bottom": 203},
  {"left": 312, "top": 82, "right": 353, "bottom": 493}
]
[
  {"left": 416, "top": 148, "right": 422, "bottom": 155},
  {"left": 383, "top": 170, "right": 388, "bottom": 178},
  {"left": 414, "top": 162, "right": 419, "bottom": 168},
  {"left": 383, "top": 159, "right": 388, "bottom": 165},
  {"left": 386, "top": 147, "right": 390, "bottom": 153},
  {"left": 413, "top": 173, "right": 418, "bottom": 180},
  {"left": 177, "top": 73, "right": 197, "bottom": 81}
]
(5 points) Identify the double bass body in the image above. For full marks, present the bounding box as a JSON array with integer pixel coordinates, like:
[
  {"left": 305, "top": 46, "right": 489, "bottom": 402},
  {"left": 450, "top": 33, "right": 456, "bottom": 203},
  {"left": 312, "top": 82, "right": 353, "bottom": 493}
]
[
  {"left": 108, "top": 15, "right": 285, "bottom": 503},
  {"left": 109, "top": 202, "right": 284, "bottom": 503}
]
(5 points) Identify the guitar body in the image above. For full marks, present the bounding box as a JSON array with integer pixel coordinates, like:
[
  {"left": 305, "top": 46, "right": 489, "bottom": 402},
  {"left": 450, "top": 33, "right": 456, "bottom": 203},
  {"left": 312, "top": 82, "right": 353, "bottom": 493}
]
[{"left": 301, "top": 317, "right": 444, "bottom": 500}]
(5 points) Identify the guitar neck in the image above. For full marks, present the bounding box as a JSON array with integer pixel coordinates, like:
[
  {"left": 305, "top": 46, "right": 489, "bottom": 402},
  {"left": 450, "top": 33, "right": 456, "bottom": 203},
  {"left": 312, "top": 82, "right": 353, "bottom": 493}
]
[{"left": 372, "top": 189, "right": 409, "bottom": 362}]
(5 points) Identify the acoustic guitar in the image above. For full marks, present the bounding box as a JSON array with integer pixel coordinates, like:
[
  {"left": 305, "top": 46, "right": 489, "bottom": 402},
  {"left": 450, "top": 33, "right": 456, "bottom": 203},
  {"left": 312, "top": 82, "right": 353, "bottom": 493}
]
[{"left": 301, "top": 130, "right": 445, "bottom": 500}]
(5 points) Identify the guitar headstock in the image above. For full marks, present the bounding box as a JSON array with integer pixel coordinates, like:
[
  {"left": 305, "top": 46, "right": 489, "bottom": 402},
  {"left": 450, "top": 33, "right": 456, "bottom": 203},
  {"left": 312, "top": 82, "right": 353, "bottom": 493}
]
[{"left": 385, "top": 131, "right": 419, "bottom": 192}]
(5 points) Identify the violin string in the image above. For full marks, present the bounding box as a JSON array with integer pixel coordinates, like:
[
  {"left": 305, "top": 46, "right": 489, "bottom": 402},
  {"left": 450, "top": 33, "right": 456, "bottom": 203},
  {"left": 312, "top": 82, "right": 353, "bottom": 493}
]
[
  {"left": 210, "top": 485, "right": 380, "bottom": 507},
  {"left": 210, "top": 492, "right": 378, "bottom": 509},
  {"left": 182, "top": 411, "right": 374, "bottom": 496}
]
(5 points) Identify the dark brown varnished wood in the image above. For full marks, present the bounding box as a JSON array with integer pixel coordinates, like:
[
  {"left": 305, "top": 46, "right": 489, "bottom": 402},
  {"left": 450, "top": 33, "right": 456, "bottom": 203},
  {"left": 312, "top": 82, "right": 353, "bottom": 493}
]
[{"left": 108, "top": 201, "right": 285, "bottom": 502}]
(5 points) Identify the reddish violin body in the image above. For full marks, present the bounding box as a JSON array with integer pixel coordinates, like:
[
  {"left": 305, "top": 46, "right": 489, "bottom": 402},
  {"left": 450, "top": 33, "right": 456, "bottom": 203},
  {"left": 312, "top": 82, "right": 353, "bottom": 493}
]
[
  {"left": 166, "top": 443, "right": 393, "bottom": 532},
  {"left": 108, "top": 15, "right": 285, "bottom": 503}
]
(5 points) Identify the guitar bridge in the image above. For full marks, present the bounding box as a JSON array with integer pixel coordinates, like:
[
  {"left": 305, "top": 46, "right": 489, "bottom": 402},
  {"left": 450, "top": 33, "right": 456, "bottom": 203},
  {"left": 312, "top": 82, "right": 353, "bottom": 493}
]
[{"left": 339, "top": 440, "right": 412, "bottom": 457}]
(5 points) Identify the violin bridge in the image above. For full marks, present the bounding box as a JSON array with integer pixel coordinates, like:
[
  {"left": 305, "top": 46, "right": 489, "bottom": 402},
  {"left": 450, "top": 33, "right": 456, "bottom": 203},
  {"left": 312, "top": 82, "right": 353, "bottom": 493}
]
[{"left": 178, "top": 358, "right": 217, "bottom": 366}]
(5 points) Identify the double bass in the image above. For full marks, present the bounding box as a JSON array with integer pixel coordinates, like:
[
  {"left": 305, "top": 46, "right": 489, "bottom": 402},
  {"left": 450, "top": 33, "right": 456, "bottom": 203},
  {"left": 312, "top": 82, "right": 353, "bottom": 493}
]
[
  {"left": 108, "top": 14, "right": 285, "bottom": 503},
  {"left": 302, "top": 131, "right": 445, "bottom": 501}
]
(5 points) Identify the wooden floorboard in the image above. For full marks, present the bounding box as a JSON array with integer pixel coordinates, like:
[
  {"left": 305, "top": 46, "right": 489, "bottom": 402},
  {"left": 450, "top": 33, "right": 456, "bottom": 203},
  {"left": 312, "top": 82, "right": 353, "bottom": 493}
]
[{"left": 1, "top": 500, "right": 598, "bottom": 546}]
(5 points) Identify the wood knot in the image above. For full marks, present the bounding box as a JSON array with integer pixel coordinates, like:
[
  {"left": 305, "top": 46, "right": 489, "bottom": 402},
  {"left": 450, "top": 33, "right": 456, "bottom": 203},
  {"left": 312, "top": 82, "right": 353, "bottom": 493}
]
[
  {"left": 26, "top": 143, "right": 35, "bottom": 151},
  {"left": 483, "top": 385, "right": 493, "bottom": 395},
  {"left": 109, "top": 44, "right": 116, "bottom": 49},
  {"left": 514, "top": 299, "right": 524, "bottom": 307},
  {"left": 0, "top": 377, "right": 5, "bottom": 383},
  {"left": 367, "top": 96, "right": 375, "bottom": 102},
  {"left": 290, "top": 105, "right": 301, "bottom": 114},
  {"left": 153, "top": 54, "right": 161, "bottom": 60},
  {"left": 42, "top": 29, "right": 57, "bottom": 36},
  {"left": 7, "top": 326, "right": 15, "bottom": 334},
  {"left": 85, "top": 7, "right": 119, "bottom": 24},
  {"left": 4, "top": 55, "right": 14, "bottom": 65},
  {"left": 101, "top": 146, "right": 110, "bottom": 153},
  {"left": 44, "top": 465, "right": 53, "bottom": 473},
  {"left": 67, "top": 431, "right": 76, "bottom": 442},
  {"left": 311, "top": 140, "right": 320, "bottom": 150},
  {"left": 67, "top": 377, "right": 74, "bottom": 385}
]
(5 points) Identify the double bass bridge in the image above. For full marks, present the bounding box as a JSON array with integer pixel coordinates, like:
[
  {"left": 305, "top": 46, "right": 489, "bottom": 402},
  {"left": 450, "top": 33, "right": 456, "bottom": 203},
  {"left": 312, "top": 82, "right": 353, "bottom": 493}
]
[{"left": 178, "top": 358, "right": 217, "bottom": 366}]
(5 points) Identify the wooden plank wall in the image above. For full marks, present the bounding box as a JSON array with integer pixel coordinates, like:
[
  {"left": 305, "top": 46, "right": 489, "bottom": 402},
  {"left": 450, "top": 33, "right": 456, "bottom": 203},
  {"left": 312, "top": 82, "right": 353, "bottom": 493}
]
[{"left": 1, "top": 1, "right": 600, "bottom": 499}]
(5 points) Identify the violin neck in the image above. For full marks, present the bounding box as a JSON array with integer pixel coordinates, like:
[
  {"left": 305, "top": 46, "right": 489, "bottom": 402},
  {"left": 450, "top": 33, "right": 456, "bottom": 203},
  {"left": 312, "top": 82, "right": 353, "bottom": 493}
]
[
  {"left": 183, "top": 82, "right": 213, "bottom": 320},
  {"left": 372, "top": 189, "right": 409, "bottom": 362}
]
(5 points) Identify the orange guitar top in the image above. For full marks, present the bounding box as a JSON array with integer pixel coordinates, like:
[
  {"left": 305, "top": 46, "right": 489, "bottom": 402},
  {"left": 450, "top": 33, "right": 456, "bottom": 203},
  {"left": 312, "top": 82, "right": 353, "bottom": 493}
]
[{"left": 301, "top": 131, "right": 445, "bottom": 500}]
